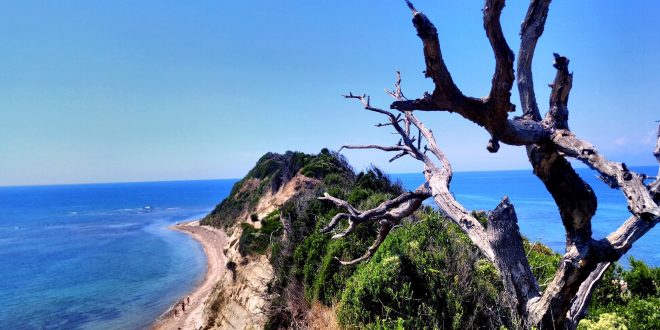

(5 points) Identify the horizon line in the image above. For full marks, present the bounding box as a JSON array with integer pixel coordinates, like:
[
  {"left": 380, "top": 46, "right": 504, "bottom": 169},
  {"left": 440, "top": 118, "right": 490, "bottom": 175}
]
[{"left": 2, "top": 163, "right": 657, "bottom": 189}]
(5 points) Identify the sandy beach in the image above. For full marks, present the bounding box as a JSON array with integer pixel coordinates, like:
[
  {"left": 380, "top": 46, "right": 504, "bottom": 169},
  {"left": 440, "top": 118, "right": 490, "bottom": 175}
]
[{"left": 152, "top": 220, "right": 228, "bottom": 330}]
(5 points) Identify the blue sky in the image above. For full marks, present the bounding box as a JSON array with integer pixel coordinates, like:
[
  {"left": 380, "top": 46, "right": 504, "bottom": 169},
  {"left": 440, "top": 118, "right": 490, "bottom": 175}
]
[{"left": 1, "top": 1, "right": 658, "bottom": 186}]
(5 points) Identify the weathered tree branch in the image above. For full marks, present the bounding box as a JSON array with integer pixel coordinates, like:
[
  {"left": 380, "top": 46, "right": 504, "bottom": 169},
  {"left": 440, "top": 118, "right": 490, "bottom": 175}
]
[
  {"left": 525, "top": 49, "right": 656, "bottom": 328},
  {"left": 318, "top": 187, "right": 431, "bottom": 265},
  {"left": 565, "top": 262, "right": 611, "bottom": 328},
  {"left": 651, "top": 122, "right": 660, "bottom": 194},
  {"left": 518, "top": 0, "right": 551, "bottom": 121},
  {"left": 327, "top": 2, "right": 659, "bottom": 329},
  {"left": 526, "top": 124, "right": 659, "bottom": 328},
  {"left": 484, "top": 0, "right": 516, "bottom": 114},
  {"left": 487, "top": 197, "right": 540, "bottom": 321},
  {"left": 553, "top": 130, "right": 660, "bottom": 220},
  {"left": 404, "top": 0, "right": 465, "bottom": 108},
  {"left": 564, "top": 167, "right": 660, "bottom": 327},
  {"left": 545, "top": 53, "right": 572, "bottom": 129},
  {"left": 527, "top": 144, "right": 596, "bottom": 246},
  {"left": 339, "top": 144, "right": 412, "bottom": 154},
  {"left": 384, "top": 70, "right": 407, "bottom": 101}
]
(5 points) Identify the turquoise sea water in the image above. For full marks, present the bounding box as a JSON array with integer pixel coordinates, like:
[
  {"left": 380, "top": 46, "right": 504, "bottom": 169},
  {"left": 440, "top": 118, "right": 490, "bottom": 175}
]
[
  {"left": 0, "top": 180, "right": 237, "bottom": 329},
  {"left": 0, "top": 167, "right": 657, "bottom": 329}
]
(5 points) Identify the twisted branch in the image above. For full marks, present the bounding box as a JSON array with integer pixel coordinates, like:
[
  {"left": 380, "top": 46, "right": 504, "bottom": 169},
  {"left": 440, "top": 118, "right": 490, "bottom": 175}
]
[
  {"left": 553, "top": 131, "right": 660, "bottom": 220},
  {"left": 318, "top": 187, "right": 431, "bottom": 265},
  {"left": 327, "top": 2, "right": 659, "bottom": 328}
]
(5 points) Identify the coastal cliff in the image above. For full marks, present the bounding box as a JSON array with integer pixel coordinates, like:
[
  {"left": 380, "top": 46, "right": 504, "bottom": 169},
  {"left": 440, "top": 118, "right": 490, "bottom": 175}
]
[
  {"left": 197, "top": 149, "right": 353, "bottom": 329},
  {"left": 180, "top": 150, "right": 659, "bottom": 330},
  {"left": 189, "top": 150, "right": 563, "bottom": 329}
]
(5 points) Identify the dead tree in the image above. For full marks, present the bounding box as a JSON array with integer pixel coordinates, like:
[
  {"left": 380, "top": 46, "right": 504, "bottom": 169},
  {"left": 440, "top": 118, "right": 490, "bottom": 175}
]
[{"left": 319, "top": 1, "right": 660, "bottom": 329}]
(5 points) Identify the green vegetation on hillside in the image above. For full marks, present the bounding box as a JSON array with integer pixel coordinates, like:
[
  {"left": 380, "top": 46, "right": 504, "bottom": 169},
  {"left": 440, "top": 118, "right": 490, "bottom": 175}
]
[
  {"left": 203, "top": 149, "right": 659, "bottom": 329},
  {"left": 238, "top": 210, "right": 283, "bottom": 256},
  {"left": 201, "top": 149, "right": 352, "bottom": 228},
  {"left": 579, "top": 258, "right": 660, "bottom": 330}
]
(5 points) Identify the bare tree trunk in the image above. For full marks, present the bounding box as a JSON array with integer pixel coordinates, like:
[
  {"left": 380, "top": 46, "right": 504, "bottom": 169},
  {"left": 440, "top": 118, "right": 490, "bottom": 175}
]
[
  {"left": 319, "top": 1, "right": 660, "bottom": 329},
  {"left": 487, "top": 198, "right": 540, "bottom": 325}
]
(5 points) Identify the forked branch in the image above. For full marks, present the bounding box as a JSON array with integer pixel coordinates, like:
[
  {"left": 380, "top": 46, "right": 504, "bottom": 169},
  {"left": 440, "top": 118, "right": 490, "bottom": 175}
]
[
  {"left": 318, "top": 187, "right": 431, "bottom": 265},
  {"left": 326, "top": 1, "right": 659, "bottom": 328}
]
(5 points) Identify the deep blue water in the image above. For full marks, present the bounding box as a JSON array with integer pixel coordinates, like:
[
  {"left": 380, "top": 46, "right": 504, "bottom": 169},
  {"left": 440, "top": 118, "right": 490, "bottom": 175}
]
[
  {"left": 0, "top": 167, "right": 657, "bottom": 329},
  {"left": 392, "top": 166, "right": 659, "bottom": 267},
  {"left": 0, "top": 180, "right": 237, "bottom": 330}
]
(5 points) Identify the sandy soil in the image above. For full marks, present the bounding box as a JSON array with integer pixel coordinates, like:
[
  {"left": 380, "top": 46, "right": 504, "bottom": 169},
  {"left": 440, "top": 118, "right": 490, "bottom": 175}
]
[{"left": 152, "top": 220, "right": 228, "bottom": 330}]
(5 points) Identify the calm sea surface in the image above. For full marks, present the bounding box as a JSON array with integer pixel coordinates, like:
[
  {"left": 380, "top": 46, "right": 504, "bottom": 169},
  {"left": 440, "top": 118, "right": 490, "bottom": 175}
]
[
  {"left": 0, "top": 167, "right": 657, "bottom": 329},
  {"left": 394, "top": 166, "right": 659, "bottom": 267},
  {"left": 0, "top": 180, "right": 236, "bottom": 329}
]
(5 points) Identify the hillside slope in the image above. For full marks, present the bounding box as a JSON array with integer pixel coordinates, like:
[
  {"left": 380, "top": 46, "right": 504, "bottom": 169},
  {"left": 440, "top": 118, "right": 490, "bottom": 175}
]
[
  {"left": 201, "top": 149, "right": 352, "bottom": 229},
  {"left": 196, "top": 150, "right": 660, "bottom": 330},
  {"left": 197, "top": 149, "right": 357, "bottom": 329}
]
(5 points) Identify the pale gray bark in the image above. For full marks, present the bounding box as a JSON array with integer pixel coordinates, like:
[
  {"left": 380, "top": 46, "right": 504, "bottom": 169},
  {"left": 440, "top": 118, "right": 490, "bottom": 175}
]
[{"left": 319, "top": 1, "right": 660, "bottom": 329}]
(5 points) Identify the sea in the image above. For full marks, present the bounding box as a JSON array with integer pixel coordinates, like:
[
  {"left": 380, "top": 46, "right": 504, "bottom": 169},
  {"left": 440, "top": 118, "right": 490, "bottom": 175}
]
[
  {"left": 0, "top": 180, "right": 235, "bottom": 329},
  {"left": 0, "top": 166, "right": 657, "bottom": 329}
]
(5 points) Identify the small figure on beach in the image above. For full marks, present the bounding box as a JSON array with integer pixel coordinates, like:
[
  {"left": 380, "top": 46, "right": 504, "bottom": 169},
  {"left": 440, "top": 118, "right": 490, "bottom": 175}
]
[
  {"left": 187, "top": 296, "right": 190, "bottom": 305},
  {"left": 174, "top": 308, "right": 178, "bottom": 317},
  {"left": 181, "top": 300, "right": 186, "bottom": 312}
]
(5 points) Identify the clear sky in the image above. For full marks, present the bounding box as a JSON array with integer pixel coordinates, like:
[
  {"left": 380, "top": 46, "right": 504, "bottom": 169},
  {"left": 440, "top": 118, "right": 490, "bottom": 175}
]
[{"left": 1, "top": 1, "right": 658, "bottom": 186}]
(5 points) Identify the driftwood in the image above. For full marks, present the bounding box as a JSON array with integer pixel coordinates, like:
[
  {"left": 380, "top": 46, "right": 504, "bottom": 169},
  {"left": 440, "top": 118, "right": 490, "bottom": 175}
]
[{"left": 318, "top": 1, "right": 660, "bottom": 329}]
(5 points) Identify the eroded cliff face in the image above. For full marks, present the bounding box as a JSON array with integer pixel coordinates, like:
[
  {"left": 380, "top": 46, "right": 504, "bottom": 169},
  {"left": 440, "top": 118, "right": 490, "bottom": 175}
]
[
  {"left": 201, "top": 161, "right": 323, "bottom": 329},
  {"left": 203, "top": 250, "right": 272, "bottom": 330},
  {"left": 201, "top": 151, "right": 313, "bottom": 229}
]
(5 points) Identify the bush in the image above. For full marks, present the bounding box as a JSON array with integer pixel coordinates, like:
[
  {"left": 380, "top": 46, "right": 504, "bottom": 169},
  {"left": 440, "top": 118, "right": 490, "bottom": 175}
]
[
  {"left": 202, "top": 151, "right": 317, "bottom": 227},
  {"left": 581, "top": 257, "right": 660, "bottom": 329},
  {"left": 238, "top": 211, "right": 283, "bottom": 256},
  {"left": 338, "top": 256, "right": 415, "bottom": 327},
  {"left": 623, "top": 297, "right": 660, "bottom": 330},
  {"left": 523, "top": 240, "right": 561, "bottom": 290},
  {"left": 624, "top": 257, "right": 659, "bottom": 298},
  {"left": 336, "top": 210, "right": 507, "bottom": 329},
  {"left": 578, "top": 313, "right": 627, "bottom": 330},
  {"left": 300, "top": 150, "right": 351, "bottom": 179}
]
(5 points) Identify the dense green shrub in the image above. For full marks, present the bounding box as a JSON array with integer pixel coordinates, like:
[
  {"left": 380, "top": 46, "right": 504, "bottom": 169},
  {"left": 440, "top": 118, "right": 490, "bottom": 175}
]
[
  {"left": 336, "top": 210, "right": 507, "bottom": 329},
  {"left": 354, "top": 166, "right": 402, "bottom": 195},
  {"left": 523, "top": 239, "right": 562, "bottom": 290},
  {"left": 580, "top": 257, "right": 660, "bottom": 329},
  {"left": 578, "top": 313, "right": 628, "bottom": 330},
  {"left": 300, "top": 149, "right": 353, "bottom": 179},
  {"left": 624, "top": 257, "right": 659, "bottom": 298},
  {"left": 238, "top": 211, "right": 283, "bottom": 256},
  {"left": 623, "top": 297, "right": 660, "bottom": 330}
]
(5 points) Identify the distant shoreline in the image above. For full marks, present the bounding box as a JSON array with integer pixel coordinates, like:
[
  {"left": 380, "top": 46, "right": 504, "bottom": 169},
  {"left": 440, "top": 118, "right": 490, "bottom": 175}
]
[{"left": 152, "top": 220, "right": 228, "bottom": 330}]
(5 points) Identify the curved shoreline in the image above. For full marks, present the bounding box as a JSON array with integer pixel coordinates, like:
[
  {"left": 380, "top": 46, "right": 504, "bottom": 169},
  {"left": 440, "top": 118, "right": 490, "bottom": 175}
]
[{"left": 152, "top": 220, "right": 228, "bottom": 330}]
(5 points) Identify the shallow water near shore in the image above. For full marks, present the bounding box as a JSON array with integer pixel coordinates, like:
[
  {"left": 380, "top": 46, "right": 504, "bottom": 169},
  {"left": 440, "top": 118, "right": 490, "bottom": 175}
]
[
  {"left": 0, "top": 167, "right": 657, "bottom": 329},
  {"left": 0, "top": 180, "right": 236, "bottom": 329}
]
